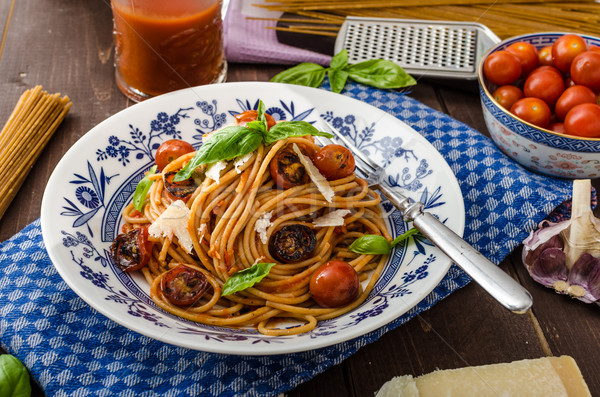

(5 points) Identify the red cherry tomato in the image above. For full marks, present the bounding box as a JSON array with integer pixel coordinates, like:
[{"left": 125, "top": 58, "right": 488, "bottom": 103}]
[
  {"left": 492, "top": 85, "right": 524, "bottom": 110},
  {"left": 312, "top": 144, "right": 356, "bottom": 180},
  {"left": 269, "top": 144, "right": 316, "bottom": 189},
  {"left": 547, "top": 122, "right": 566, "bottom": 134},
  {"left": 523, "top": 69, "right": 565, "bottom": 107},
  {"left": 564, "top": 103, "right": 600, "bottom": 138},
  {"left": 160, "top": 264, "right": 210, "bottom": 306},
  {"left": 552, "top": 34, "right": 588, "bottom": 73},
  {"left": 510, "top": 97, "right": 551, "bottom": 128},
  {"left": 538, "top": 45, "right": 554, "bottom": 66},
  {"left": 555, "top": 85, "right": 597, "bottom": 121},
  {"left": 235, "top": 110, "right": 276, "bottom": 129},
  {"left": 506, "top": 41, "right": 539, "bottom": 76},
  {"left": 309, "top": 260, "right": 360, "bottom": 308},
  {"left": 570, "top": 51, "right": 600, "bottom": 91},
  {"left": 529, "top": 65, "right": 562, "bottom": 78},
  {"left": 155, "top": 139, "right": 195, "bottom": 171},
  {"left": 590, "top": 46, "right": 600, "bottom": 53},
  {"left": 110, "top": 226, "right": 154, "bottom": 272},
  {"left": 483, "top": 50, "right": 522, "bottom": 86}
]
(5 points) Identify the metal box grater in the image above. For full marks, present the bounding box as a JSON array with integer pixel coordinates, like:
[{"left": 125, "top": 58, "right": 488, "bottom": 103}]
[{"left": 334, "top": 17, "right": 501, "bottom": 80}]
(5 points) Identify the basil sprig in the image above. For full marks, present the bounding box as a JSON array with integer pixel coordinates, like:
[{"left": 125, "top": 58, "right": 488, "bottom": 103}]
[
  {"left": 222, "top": 262, "right": 276, "bottom": 296},
  {"left": 174, "top": 100, "right": 332, "bottom": 181},
  {"left": 133, "top": 165, "right": 157, "bottom": 212},
  {"left": 271, "top": 49, "right": 417, "bottom": 93},
  {"left": 349, "top": 228, "right": 420, "bottom": 255},
  {"left": 0, "top": 354, "right": 31, "bottom": 397}
]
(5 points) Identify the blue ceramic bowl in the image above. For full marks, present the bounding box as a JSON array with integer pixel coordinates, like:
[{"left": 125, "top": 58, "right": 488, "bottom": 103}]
[{"left": 478, "top": 32, "right": 600, "bottom": 179}]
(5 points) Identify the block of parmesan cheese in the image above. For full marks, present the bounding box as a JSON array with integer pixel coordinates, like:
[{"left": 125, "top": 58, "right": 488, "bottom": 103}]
[{"left": 376, "top": 356, "right": 591, "bottom": 397}]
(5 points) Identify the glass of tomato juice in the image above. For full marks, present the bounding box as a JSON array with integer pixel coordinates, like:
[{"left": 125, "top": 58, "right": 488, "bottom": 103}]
[{"left": 110, "top": 0, "right": 227, "bottom": 102}]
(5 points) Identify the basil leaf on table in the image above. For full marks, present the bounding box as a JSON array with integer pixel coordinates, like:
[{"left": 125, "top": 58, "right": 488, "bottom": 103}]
[
  {"left": 0, "top": 354, "right": 31, "bottom": 397},
  {"left": 174, "top": 126, "right": 262, "bottom": 181},
  {"left": 271, "top": 63, "right": 326, "bottom": 87},
  {"left": 264, "top": 121, "right": 333, "bottom": 145},
  {"left": 133, "top": 165, "right": 157, "bottom": 212},
  {"left": 328, "top": 68, "right": 349, "bottom": 94},
  {"left": 329, "top": 48, "right": 349, "bottom": 70},
  {"left": 346, "top": 59, "right": 417, "bottom": 89},
  {"left": 222, "top": 262, "right": 276, "bottom": 296},
  {"left": 349, "top": 235, "right": 391, "bottom": 255}
]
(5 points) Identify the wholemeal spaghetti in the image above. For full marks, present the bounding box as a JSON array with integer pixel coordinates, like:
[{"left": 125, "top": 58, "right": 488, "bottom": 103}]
[
  {"left": 113, "top": 116, "right": 391, "bottom": 336},
  {"left": 0, "top": 85, "right": 71, "bottom": 219}
]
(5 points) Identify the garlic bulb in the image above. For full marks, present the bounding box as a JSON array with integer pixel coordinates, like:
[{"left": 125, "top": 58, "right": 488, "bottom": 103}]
[{"left": 522, "top": 179, "right": 600, "bottom": 303}]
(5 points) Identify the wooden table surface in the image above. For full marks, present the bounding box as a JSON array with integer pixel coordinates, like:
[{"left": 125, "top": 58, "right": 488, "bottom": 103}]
[{"left": 1, "top": 1, "right": 599, "bottom": 396}]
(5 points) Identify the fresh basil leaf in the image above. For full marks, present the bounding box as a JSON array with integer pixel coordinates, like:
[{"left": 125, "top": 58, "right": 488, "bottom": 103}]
[
  {"left": 133, "top": 165, "right": 157, "bottom": 212},
  {"left": 390, "top": 228, "right": 419, "bottom": 247},
  {"left": 330, "top": 48, "right": 348, "bottom": 70},
  {"left": 349, "top": 234, "right": 391, "bottom": 255},
  {"left": 347, "top": 59, "right": 416, "bottom": 89},
  {"left": 270, "top": 63, "right": 326, "bottom": 88},
  {"left": 246, "top": 100, "right": 268, "bottom": 136},
  {"left": 264, "top": 121, "right": 333, "bottom": 145},
  {"left": 0, "top": 354, "right": 31, "bottom": 397},
  {"left": 174, "top": 126, "right": 262, "bottom": 181},
  {"left": 329, "top": 68, "right": 349, "bottom": 93},
  {"left": 222, "top": 262, "right": 276, "bottom": 296}
]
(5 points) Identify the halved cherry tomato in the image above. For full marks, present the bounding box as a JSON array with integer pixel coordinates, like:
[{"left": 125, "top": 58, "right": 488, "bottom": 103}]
[
  {"left": 268, "top": 224, "right": 316, "bottom": 263},
  {"left": 506, "top": 41, "right": 539, "bottom": 77},
  {"left": 110, "top": 226, "right": 153, "bottom": 272},
  {"left": 155, "top": 140, "right": 195, "bottom": 171},
  {"left": 269, "top": 146, "right": 310, "bottom": 189},
  {"left": 310, "top": 260, "right": 359, "bottom": 308},
  {"left": 160, "top": 264, "right": 210, "bottom": 306},
  {"left": 552, "top": 34, "right": 588, "bottom": 73},
  {"left": 313, "top": 144, "right": 356, "bottom": 180},
  {"left": 483, "top": 50, "right": 522, "bottom": 86},
  {"left": 538, "top": 45, "right": 553, "bottom": 66},
  {"left": 510, "top": 97, "right": 551, "bottom": 128},
  {"left": 235, "top": 110, "right": 276, "bottom": 129},
  {"left": 570, "top": 51, "right": 600, "bottom": 91},
  {"left": 555, "top": 85, "right": 597, "bottom": 121},
  {"left": 163, "top": 171, "right": 199, "bottom": 200},
  {"left": 492, "top": 85, "right": 523, "bottom": 110},
  {"left": 564, "top": 103, "right": 600, "bottom": 138},
  {"left": 523, "top": 69, "right": 565, "bottom": 107}
]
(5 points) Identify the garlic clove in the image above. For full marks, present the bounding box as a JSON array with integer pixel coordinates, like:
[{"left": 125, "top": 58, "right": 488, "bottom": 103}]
[
  {"left": 524, "top": 234, "right": 564, "bottom": 268},
  {"left": 567, "top": 253, "right": 600, "bottom": 303},
  {"left": 529, "top": 247, "right": 568, "bottom": 289}
]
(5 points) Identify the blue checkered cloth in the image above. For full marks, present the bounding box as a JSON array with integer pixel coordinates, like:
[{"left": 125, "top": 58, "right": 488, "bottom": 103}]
[{"left": 0, "top": 82, "right": 580, "bottom": 396}]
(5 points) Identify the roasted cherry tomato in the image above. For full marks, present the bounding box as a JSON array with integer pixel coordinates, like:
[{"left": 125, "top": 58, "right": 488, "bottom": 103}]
[
  {"left": 523, "top": 69, "right": 565, "bottom": 107},
  {"left": 537, "top": 45, "right": 553, "bottom": 66},
  {"left": 163, "top": 171, "right": 199, "bottom": 199},
  {"left": 309, "top": 260, "right": 359, "bottom": 308},
  {"left": 551, "top": 34, "right": 588, "bottom": 73},
  {"left": 235, "top": 110, "right": 276, "bottom": 129},
  {"left": 570, "top": 51, "right": 600, "bottom": 91},
  {"left": 483, "top": 50, "right": 522, "bottom": 86},
  {"left": 555, "top": 85, "right": 597, "bottom": 121},
  {"left": 510, "top": 97, "right": 551, "bottom": 128},
  {"left": 155, "top": 139, "right": 195, "bottom": 172},
  {"left": 492, "top": 85, "right": 523, "bottom": 110},
  {"left": 268, "top": 224, "right": 316, "bottom": 263},
  {"left": 564, "top": 103, "right": 600, "bottom": 138},
  {"left": 312, "top": 144, "right": 356, "bottom": 180},
  {"left": 110, "top": 226, "right": 153, "bottom": 272},
  {"left": 506, "top": 41, "right": 539, "bottom": 77},
  {"left": 160, "top": 264, "right": 210, "bottom": 306},
  {"left": 269, "top": 146, "right": 309, "bottom": 190}
]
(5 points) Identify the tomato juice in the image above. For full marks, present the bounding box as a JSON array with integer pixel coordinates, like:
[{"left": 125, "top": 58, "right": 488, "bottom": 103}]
[{"left": 111, "top": 0, "right": 226, "bottom": 101}]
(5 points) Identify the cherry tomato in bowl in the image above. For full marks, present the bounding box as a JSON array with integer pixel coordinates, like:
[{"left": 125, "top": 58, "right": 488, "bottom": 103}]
[
  {"left": 564, "top": 103, "right": 600, "bottom": 138},
  {"left": 506, "top": 41, "right": 539, "bottom": 76},
  {"left": 492, "top": 85, "right": 523, "bottom": 110},
  {"left": 523, "top": 69, "right": 565, "bottom": 106},
  {"left": 570, "top": 51, "right": 600, "bottom": 91},
  {"left": 551, "top": 34, "right": 588, "bottom": 72},
  {"left": 510, "top": 97, "right": 551, "bottom": 128},
  {"left": 483, "top": 50, "right": 522, "bottom": 85},
  {"left": 155, "top": 139, "right": 195, "bottom": 171},
  {"left": 309, "top": 260, "right": 360, "bottom": 308},
  {"left": 555, "top": 85, "right": 597, "bottom": 121}
]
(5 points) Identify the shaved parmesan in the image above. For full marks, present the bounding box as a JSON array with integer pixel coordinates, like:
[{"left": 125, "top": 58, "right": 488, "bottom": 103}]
[
  {"left": 234, "top": 153, "right": 253, "bottom": 173},
  {"left": 198, "top": 223, "right": 208, "bottom": 243},
  {"left": 292, "top": 143, "right": 334, "bottom": 203},
  {"left": 206, "top": 160, "right": 227, "bottom": 183},
  {"left": 313, "top": 209, "right": 351, "bottom": 227},
  {"left": 148, "top": 200, "right": 194, "bottom": 253},
  {"left": 255, "top": 211, "right": 273, "bottom": 244}
]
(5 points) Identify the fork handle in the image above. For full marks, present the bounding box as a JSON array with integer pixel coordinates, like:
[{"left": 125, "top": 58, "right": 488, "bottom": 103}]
[{"left": 379, "top": 186, "right": 533, "bottom": 313}]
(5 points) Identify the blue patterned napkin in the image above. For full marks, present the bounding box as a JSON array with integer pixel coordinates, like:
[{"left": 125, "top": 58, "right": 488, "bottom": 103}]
[{"left": 0, "top": 82, "right": 578, "bottom": 396}]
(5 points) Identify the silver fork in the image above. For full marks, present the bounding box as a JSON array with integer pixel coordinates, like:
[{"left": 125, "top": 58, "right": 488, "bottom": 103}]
[{"left": 315, "top": 124, "right": 532, "bottom": 313}]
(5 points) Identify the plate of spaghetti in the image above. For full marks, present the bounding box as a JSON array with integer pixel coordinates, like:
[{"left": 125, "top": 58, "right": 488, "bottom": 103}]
[{"left": 41, "top": 82, "right": 465, "bottom": 355}]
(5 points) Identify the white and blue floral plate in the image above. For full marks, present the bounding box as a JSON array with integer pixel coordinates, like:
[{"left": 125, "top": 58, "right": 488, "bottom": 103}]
[{"left": 41, "top": 82, "right": 465, "bottom": 355}]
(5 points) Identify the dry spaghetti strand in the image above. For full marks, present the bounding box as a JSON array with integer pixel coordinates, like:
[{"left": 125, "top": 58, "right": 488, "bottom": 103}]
[{"left": 0, "top": 86, "right": 71, "bottom": 219}]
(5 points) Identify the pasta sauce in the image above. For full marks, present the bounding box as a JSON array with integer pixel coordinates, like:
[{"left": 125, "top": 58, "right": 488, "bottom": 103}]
[{"left": 111, "top": 0, "right": 226, "bottom": 101}]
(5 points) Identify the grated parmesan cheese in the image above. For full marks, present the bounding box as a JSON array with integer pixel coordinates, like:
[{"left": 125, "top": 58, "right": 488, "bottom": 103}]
[
  {"left": 292, "top": 143, "right": 335, "bottom": 203},
  {"left": 206, "top": 160, "right": 227, "bottom": 183},
  {"left": 254, "top": 211, "right": 273, "bottom": 244},
  {"left": 313, "top": 209, "right": 351, "bottom": 227},
  {"left": 234, "top": 152, "right": 253, "bottom": 174},
  {"left": 148, "top": 200, "right": 194, "bottom": 253}
]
